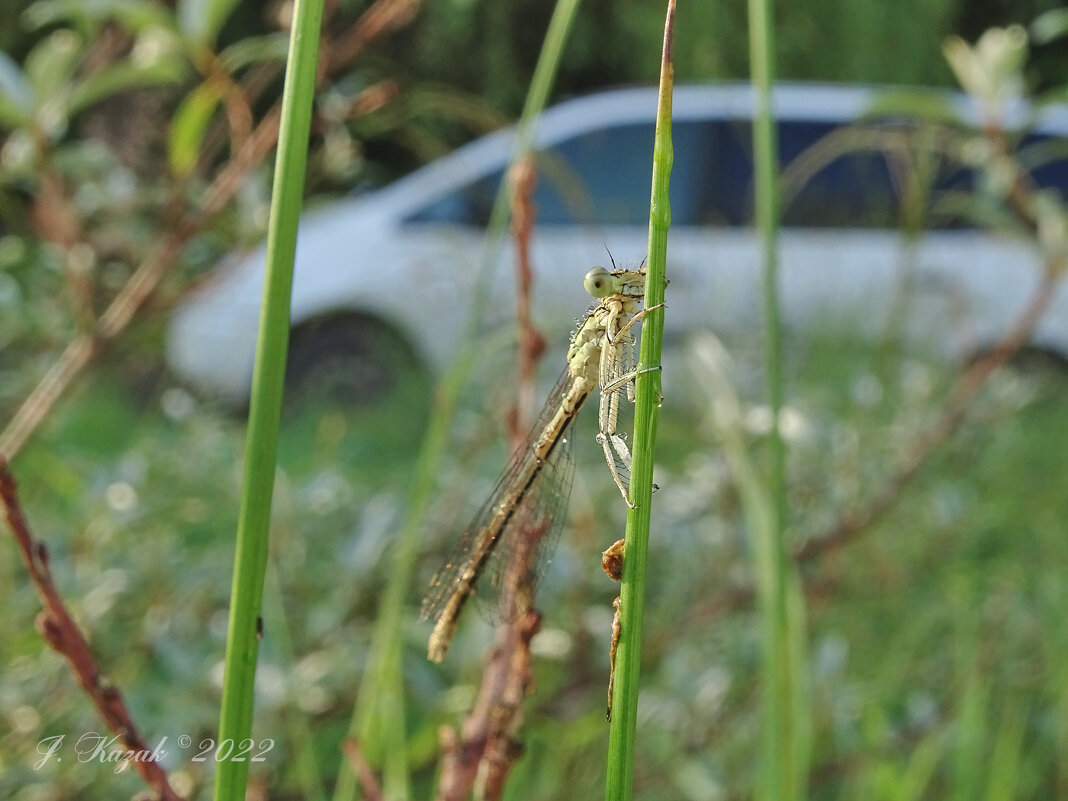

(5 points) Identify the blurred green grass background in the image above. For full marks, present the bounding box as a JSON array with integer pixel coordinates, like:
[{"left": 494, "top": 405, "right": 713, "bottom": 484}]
[{"left": 4, "top": 327, "right": 1068, "bottom": 799}]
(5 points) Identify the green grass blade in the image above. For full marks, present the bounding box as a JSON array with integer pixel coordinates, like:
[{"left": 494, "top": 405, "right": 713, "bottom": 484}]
[
  {"left": 689, "top": 334, "right": 810, "bottom": 801},
  {"left": 213, "top": 2, "right": 324, "bottom": 799},
  {"left": 748, "top": 0, "right": 785, "bottom": 533},
  {"left": 604, "top": 3, "right": 674, "bottom": 799},
  {"left": 264, "top": 557, "right": 328, "bottom": 801},
  {"left": 746, "top": 0, "right": 810, "bottom": 796},
  {"left": 984, "top": 701, "right": 1027, "bottom": 801}
]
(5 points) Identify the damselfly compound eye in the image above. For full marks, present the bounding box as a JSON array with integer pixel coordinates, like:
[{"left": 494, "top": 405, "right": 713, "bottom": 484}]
[{"left": 584, "top": 265, "right": 618, "bottom": 298}]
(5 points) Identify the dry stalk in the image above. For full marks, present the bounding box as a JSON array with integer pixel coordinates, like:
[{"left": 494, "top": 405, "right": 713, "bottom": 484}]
[
  {"left": 433, "top": 152, "right": 546, "bottom": 801},
  {"left": 795, "top": 267, "right": 1055, "bottom": 563},
  {"left": 340, "top": 738, "right": 385, "bottom": 801},
  {"left": 796, "top": 114, "right": 1061, "bottom": 561},
  {"left": 0, "top": 459, "right": 184, "bottom": 801},
  {"left": 0, "top": 3, "right": 424, "bottom": 795},
  {"left": 690, "top": 116, "right": 1064, "bottom": 623}
]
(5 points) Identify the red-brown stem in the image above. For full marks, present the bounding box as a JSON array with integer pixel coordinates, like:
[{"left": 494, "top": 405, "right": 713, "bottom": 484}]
[
  {"left": 507, "top": 155, "right": 547, "bottom": 445},
  {"left": 0, "top": 459, "right": 184, "bottom": 801},
  {"left": 795, "top": 109, "right": 1060, "bottom": 562},
  {"left": 340, "top": 739, "right": 384, "bottom": 801},
  {"left": 433, "top": 145, "right": 546, "bottom": 801},
  {"left": 684, "top": 114, "right": 1064, "bottom": 625},
  {"left": 796, "top": 268, "right": 1056, "bottom": 562}
]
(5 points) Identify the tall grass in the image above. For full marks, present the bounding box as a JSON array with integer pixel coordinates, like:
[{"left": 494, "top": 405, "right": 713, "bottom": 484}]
[
  {"left": 603, "top": 3, "right": 674, "bottom": 800},
  {"left": 746, "top": 0, "right": 810, "bottom": 797},
  {"left": 213, "top": 2, "right": 325, "bottom": 799}
]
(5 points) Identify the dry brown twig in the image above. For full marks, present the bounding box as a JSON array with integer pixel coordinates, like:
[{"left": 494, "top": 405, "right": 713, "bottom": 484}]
[
  {"left": 794, "top": 267, "right": 1055, "bottom": 563},
  {"left": 340, "top": 738, "right": 385, "bottom": 801},
  {"left": 433, "top": 154, "right": 546, "bottom": 801},
  {"left": 0, "top": 459, "right": 184, "bottom": 801},
  {"left": 507, "top": 155, "right": 548, "bottom": 439}
]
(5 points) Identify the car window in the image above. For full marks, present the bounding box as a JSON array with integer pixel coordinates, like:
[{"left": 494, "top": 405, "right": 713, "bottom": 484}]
[
  {"left": 779, "top": 120, "right": 990, "bottom": 231},
  {"left": 694, "top": 118, "right": 753, "bottom": 226},
  {"left": 533, "top": 123, "right": 653, "bottom": 225},
  {"left": 403, "top": 121, "right": 714, "bottom": 228},
  {"left": 776, "top": 120, "right": 903, "bottom": 229},
  {"left": 403, "top": 111, "right": 1068, "bottom": 232},
  {"left": 1022, "top": 133, "right": 1068, "bottom": 200},
  {"left": 403, "top": 169, "right": 502, "bottom": 227}
]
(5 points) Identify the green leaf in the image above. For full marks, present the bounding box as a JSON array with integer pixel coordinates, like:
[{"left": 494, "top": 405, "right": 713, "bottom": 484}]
[
  {"left": 23, "top": 0, "right": 176, "bottom": 34},
  {"left": 219, "top": 33, "right": 291, "bottom": 73},
  {"left": 168, "top": 82, "right": 223, "bottom": 177},
  {"left": 864, "top": 89, "right": 966, "bottom": 128},
  {"left": 177, "top": 0, "right": 242, "bottom": 46},
  {"left": 984, "top": 703, "right": 1027, "bottom": 801},
  {"left": 1030, "top": 8, "right": 1068, "bottom": 46},
  {"left": 930, "top": 189, "right": 1022, "bottom": 233},
  {"left": 24, "top": 29, "right": 82, "bottom": 100},
  {"left": 69, "top": 55, "right": 188, "bottom": 116},
  {"left": 0, "top": 50, "right": 34, "bottom": 128}
]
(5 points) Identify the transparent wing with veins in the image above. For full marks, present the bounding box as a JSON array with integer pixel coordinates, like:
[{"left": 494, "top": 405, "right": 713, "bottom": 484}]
[{"left": 420, "top": 365, "right": 579, "bottom": 626}]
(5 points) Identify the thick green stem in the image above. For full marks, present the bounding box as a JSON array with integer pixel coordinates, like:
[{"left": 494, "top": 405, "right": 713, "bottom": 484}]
[
  {"left": 604, "top": 3, "right": 674, "bottom": 799},
  {"left": 214, "top": 2, "right": 323, "bottom": 799}
]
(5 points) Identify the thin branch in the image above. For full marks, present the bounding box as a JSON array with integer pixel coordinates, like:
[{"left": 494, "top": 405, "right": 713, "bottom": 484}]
[
  {"left": 324, "top": 0, "right": 423, "bottom": 75},
  {"left": 434, "top": 611, "right": 541, "bottom": 801},
  {"left": 690, "top": 263, "right": 1058, "bottom": 621},
  {"left": 433, "top": 145, "right": 545, "bottom": 801},
  {"left": 795, "top": 268, "right": 1055, "bottom": 563},
  {"left": 0, "top": 459, "right": 184, "bottom": 801},
  {"left": 340, "top": 739, "right": 384, "bottom": 801},
  {"left": 689, "top": 114, "right": 1064, "bottom": 624},
  {"left": 506, "top": 155, "right": 547, "bottom": 443}
]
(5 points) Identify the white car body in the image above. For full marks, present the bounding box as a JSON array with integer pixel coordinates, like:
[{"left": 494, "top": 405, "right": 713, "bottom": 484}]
[{"left": 166, "top": 84, "right": 1068, "bottom": 402}]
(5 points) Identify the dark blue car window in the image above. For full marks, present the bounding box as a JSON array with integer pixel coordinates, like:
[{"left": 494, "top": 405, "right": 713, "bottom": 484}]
[
  {"left": 402, "top": 113, "right": 1068, "bottom": 232},
  {"left": 403, "top": 121, "right": 714, "bottom": 227},
  {"left": 776, "top": 120, "right": 901, "bottom": 228}
]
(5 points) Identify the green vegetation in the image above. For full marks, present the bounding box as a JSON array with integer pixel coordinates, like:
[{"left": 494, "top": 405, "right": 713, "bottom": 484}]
[
  {"left": 746, "top": 0, "right": 811, "bottom": 798},
  {"left": 5, "top": 319, "right": 1068, "bottom": 799}
]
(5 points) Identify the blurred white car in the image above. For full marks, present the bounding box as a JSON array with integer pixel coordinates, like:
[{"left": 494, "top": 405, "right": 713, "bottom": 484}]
[{"left": 166, "top": 83, "right": 1068, "bottom": 403}]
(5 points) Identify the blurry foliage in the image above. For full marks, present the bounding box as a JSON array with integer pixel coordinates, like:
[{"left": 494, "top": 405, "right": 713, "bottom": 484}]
[
  {"left": 0, "top": 0, "right": 506, "bottom": 421},
  {"left": 383, "top": 0, "right": 1068, "bottom": 110}
]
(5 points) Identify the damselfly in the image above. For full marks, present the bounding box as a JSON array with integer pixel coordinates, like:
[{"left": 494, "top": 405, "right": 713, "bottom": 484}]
[{"left": 421, "top": 265, "right": 660, "bottom": 663}]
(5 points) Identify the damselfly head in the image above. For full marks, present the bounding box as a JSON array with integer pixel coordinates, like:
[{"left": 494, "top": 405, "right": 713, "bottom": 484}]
[{"left": 583, "top": 265, "right": 646, "bottom": 300}]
